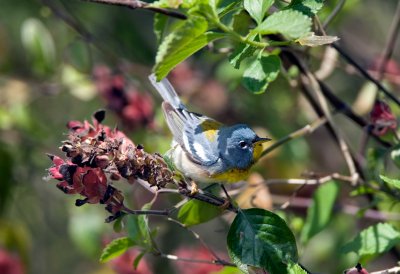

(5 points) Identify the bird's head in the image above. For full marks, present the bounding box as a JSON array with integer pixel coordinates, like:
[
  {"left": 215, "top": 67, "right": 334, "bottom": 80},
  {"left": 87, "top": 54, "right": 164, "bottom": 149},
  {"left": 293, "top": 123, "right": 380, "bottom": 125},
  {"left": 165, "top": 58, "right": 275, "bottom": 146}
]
[{"left": 218, "top": 124, "right": 270, "bottom": 170}]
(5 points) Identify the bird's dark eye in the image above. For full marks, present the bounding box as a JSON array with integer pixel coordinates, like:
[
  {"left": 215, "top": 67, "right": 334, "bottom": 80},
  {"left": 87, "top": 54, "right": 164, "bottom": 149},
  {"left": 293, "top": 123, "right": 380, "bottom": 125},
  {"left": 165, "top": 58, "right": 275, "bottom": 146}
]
[{"left": 239, "top": 141, "right": 248, "bottom": 149}]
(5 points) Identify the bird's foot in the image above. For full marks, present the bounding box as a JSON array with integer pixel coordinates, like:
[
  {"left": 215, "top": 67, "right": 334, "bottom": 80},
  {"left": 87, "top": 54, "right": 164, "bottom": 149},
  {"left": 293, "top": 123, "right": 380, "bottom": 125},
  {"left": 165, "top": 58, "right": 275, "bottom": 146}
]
[
  {"left": 219, "top": 198, "right": 231, "bottom": 210},
  {"left": 189, "top": 181, "right": 199, "bottom": 196}
]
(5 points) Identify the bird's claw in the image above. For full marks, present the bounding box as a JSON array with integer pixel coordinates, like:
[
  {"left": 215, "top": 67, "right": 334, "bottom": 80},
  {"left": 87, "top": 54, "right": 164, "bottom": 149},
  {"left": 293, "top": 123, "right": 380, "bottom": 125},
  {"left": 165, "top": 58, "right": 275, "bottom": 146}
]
[
  {"left": 219, "top": 199, "right": 231, "bottom": 210},
  {"left": 190, "top": 181, "right": 199, "bottom": 196}
]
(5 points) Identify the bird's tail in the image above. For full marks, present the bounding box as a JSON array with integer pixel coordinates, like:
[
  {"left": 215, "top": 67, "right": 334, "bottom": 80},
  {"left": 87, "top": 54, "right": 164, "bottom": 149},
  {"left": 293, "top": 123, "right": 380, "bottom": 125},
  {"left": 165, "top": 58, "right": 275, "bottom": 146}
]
[{"left": 148, "top": 74, "right": 185, "bottom": 109}]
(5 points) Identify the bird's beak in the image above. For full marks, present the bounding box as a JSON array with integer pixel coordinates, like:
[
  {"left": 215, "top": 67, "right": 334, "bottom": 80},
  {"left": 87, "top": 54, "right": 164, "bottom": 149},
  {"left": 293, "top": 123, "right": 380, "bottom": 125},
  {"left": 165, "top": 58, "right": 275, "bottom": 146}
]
[{"left": 252, "top": 136, "right": 271, "bottom": 144}]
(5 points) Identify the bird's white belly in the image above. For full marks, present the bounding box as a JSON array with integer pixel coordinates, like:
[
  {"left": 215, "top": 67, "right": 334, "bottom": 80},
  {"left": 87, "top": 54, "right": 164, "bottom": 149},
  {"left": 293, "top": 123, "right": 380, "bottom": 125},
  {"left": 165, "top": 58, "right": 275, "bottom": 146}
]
[{"left": 169, "top": 143, "right": 216, "bottom": 183}]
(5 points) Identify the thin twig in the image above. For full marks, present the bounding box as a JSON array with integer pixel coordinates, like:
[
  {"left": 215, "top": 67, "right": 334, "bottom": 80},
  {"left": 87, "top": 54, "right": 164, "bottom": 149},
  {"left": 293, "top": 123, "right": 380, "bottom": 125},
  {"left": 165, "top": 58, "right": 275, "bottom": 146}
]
[
  {"left": 122, "top": 205, "right": 170, "bottom": 216},
  {"left": 323, "top": 0, "right": 346, "bottom": 28},
  {"left": 167, "top": 218, "right": 236, "bottom": 267},
  {"left": 272, "top": 195, "right": 400, "bottom": 221},
  {"left": 332, "top": 42, "right": 400, "bottom": 106},
  {"left": 261, "top": 116, "right": 328, "bottom": 157},
  {"left": 157, "top": 253, "right": 233, "bottom": 266},
  {"left": 41, "top": 0, "right": 120, "bottom": 64},
  {"left": 81, "top": 0, "right": 187, "bottom": 19},
  {"left": 301, "top": 67, "right": 359, "bottom": 185},
  {"left": 316, "top": 80, "right": 392, "bottom": 148},
  {"left": 316, "top": 17, "right": 400, "bottom": 106},
  {"left": 370, "top": 266, "right": 400, "bottom": 274},
  {"left": 134, "top": 178, "right": 237, "bottom": 212},
  {"left": 264, "top": 173, "right": 355, "bottom": 186},
  {"left": 376, "top": 0, "right": 400, "bottom": 81}
]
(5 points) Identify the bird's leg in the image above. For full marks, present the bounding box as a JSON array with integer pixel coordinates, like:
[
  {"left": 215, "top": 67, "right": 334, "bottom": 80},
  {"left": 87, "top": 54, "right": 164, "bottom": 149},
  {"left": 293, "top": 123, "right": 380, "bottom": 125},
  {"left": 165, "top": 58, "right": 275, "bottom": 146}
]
[{"left": 219, "top": 184, "right": 233, "bottom": 210}]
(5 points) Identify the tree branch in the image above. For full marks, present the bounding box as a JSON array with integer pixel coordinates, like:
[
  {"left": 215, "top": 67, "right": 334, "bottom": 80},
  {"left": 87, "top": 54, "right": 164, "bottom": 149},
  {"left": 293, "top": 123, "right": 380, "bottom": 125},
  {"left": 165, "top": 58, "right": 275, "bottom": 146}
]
[
  {"left": 80, "top": 0, "right": 187, "bottom": 19},
  {"left": 261, "top": 116, "right": 328, "bottom": 158}
]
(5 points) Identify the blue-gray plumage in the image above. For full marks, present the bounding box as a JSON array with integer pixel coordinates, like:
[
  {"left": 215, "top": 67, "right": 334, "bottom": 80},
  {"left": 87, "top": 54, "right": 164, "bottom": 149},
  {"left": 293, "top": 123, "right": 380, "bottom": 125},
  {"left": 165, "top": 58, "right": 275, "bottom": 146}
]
[{"left": 149, "top": 74, "right": 270, "bottom": 183}]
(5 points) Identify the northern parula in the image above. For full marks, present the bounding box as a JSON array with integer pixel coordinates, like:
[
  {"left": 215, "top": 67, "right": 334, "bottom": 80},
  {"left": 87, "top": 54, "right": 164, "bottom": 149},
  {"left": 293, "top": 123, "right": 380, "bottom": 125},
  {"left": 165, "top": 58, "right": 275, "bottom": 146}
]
[{"left": 149, "top": 74, "right": 270, "bottom": 183}]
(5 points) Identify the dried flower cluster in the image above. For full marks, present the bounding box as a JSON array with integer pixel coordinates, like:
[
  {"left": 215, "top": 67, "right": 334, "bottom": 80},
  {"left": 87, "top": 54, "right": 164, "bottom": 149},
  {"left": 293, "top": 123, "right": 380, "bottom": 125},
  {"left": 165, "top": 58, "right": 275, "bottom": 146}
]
[{"left": 47, "top": 110, "right": 174, "bottom": 221}]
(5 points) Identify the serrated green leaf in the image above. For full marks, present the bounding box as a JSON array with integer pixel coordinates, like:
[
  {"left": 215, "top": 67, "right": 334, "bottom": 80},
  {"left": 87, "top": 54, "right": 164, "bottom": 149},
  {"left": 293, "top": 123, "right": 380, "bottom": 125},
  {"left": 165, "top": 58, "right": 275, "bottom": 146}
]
[
  {"left": 154, "top": 15, "right": 207, "bottom": 80},
  {"left": 242, "top": 55, "right": 281, "bottom": 94},
  {"left": 99, "top": 237, "right": 135, "bottom": 263},
  {"left": 229, "top": 34, "right": 258, "bottom": 69},
  {"left": 255, "top": 10, "right": 312, "bottom": 39},
  {"left": 229, "top": 43, "right": 257, "bottom": 69},
  {"left": 342, "top": 223, "right": 400, "bottom": 257},
  {"left": 227, "top": 208, "right": 298, "bottom": 274},
  {"left": 154, "top": 14, "right": 225, "bottom": 80},
  {"left": 380, "top": 175, "right": 400, "bottom": 190},
  {"left": 189, "top": 0, "right": 218, "bottom": 20},
  {"left": 177, "top": 199, "right": 223, "bottom": 226},
  {"left": 244, "top": 0, "right": 274, "bottom": 25},
  {"left": 154, "top": 13, "right": 169, "bottom": 44},
  {"left": 286, "top": 0, "right": 324, "bottom": 16},
  {"left": 301, "top": 181, "right": 340, "bottom": 243}
]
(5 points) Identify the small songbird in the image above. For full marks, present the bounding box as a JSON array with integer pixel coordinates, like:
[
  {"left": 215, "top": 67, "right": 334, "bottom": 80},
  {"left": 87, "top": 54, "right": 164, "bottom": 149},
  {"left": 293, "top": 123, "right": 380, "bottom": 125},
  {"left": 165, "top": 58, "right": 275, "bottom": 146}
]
[{"left": 149, "top": 74, "right": 270, "bottom": 184}]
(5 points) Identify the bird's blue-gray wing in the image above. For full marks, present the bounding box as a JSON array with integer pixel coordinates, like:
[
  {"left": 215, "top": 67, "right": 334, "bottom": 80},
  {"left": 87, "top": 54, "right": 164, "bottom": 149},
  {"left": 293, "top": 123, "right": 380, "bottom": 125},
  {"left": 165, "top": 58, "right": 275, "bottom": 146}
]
[{"left": 162, "top": 102, "right": 221, "bottom": 166}]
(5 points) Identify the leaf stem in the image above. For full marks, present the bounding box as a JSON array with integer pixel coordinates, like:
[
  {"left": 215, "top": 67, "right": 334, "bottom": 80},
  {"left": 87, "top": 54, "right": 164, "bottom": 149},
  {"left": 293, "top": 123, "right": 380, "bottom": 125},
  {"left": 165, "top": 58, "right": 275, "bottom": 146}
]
[{"left": 213, "top": 20, "right": 268, "bottom": 48}]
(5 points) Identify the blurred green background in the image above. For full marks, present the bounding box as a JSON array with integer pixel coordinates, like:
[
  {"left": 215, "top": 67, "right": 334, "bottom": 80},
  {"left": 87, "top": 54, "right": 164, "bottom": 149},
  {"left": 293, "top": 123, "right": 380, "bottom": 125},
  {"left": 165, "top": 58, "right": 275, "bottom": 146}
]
[{"left": 0, "top": 0, "right": 400, "bottom": 273}]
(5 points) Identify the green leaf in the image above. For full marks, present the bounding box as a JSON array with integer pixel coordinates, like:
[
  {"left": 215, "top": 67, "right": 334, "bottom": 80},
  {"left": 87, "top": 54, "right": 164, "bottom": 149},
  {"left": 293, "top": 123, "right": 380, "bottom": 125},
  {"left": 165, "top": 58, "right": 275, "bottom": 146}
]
[
  {"left": 218, "top": 1, "right": 242, "bottom": 19},
  {"left": 342, "top": 223, "right": 400, "bottom": 257},
  {"left": 21, "top": 18, "right": 56, "bottom": 76},
  {"left": 286, "top": 0, "right": 324, "bottom": 16},
  {"left": 242, "top": 55, "right": 281, "bottom": 94},
  {"left": 133, "top": 251, "right": 146, "bottom": 270},
  {"left": 99, "top": 237, "right": 135, "bottom": 263},
  {"left": 112, "top": 213, "right": 126, "bottom": 233},
  {"left": 154, "top": 13, "right": 169, "bottom": 44},
  {"left": 227, "top": 208, "right": 298, "bottom": 274},
  {"left": 255, "top": 10, "right": 312, "bottom": 39},
  {"left": 154, "top": 14, "right": 225, "bottom": 80},
  {"left": 229, "top": 34, "right": 258, "bottom": 69},
  {"left": 287, "top": 262, "right": 308, "bottom": 274},
  {"left": 229, "top": 43, "right": 257, "bottom": 69},
  {"left": 178, "top": 199, "right": 223, "bottom": 226},
  {"left": 127, "top": 203, "right": 153, "bottom": 249},
  {"left": 301, "top": 181, "right": 340, "bottom": 243},
  {"left": 244, "top": 0, "right": 274, "bottom": 25},
  {"left": 380, "top": 175, "right": 400, "bottom": 190},
  {"left": 232, "top": 10, "right": 252, "bottom": 35},
  {"left": 212, "top": 266, "right": 242, "bottom": 274},
  {"left": 391, "top": 144, "right": 400, "bottom": 169},
  {"left": 189, "top": 0, "right": 218, "bottom": 20}
]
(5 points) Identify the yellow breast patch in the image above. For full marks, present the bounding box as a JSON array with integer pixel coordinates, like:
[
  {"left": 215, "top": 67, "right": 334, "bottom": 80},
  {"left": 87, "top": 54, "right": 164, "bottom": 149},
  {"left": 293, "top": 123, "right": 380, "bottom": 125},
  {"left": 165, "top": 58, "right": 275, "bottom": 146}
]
[
  {"left": 200, "top": 120, "right": 222, "bottom": 142},
  {"left": 211, "top": 168, "right": 250, "bottom": 183}
]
